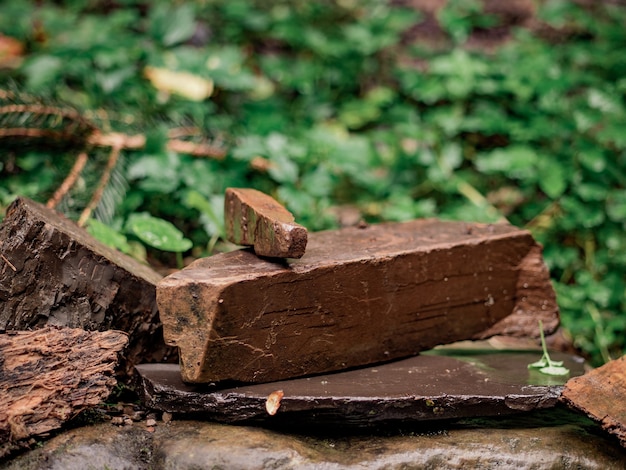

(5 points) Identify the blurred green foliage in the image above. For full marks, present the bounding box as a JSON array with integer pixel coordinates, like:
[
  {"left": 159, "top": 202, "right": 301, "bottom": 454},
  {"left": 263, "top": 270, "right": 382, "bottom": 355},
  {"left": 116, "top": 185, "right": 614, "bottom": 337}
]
[{"left": 0, "top": 0, "right": 624, "bottom": 366}]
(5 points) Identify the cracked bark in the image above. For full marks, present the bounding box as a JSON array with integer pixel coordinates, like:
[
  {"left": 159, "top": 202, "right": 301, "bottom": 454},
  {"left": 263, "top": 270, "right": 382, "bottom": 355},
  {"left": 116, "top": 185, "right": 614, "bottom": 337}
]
[
  {"left": 560, "top": 354, "right": 626, "bottom": 447},
  {"left": 158, "top": 219, "right": 559, "bottom": 384},
  {"left": 0, "top": 197, "right": 177, "bottom": 377},
  {"left": 0, "top": 327, "right": 128, "bottom": 455}
]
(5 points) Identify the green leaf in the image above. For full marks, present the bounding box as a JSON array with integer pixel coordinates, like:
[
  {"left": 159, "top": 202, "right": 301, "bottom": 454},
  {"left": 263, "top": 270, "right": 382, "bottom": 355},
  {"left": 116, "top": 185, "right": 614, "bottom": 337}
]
[
  {"left": 185, "top": 190, "right": 225, "bottom": 238},
  {"left": 475, "top": 145, "right": 538, "bottom": 179},
  {"left": 150, "top": 3, "right": 196, "bottom": 47},
  {"left": 538, "top": 158, "right": 567, "bottom": 199},
  {"left": 528, "top": 320, "right": 570, "bottom": 377},
  {"left": 538, "top": 364, "right": 571, "bottom": 376},
  {"left": 527, "top": 358, "right": 549, "bottom": 369},
  {"left": 606, "top": 190, "right": 626, "bottom": 223},
  {"left": 126, "top": 214, "right": 192, "bottom": 252},
  {"left": 87, "top": 219, "right": 131, "bottom": 254},
  {"left": 23, "top": 55, "right": 63, "bottom": 90},
  {"left": 127, "top": 152, "right": 181, "bottom": 193}
]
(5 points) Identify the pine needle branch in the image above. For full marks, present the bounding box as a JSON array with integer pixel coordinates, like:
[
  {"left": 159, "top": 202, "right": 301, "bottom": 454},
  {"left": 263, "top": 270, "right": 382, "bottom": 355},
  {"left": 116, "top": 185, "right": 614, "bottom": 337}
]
[
  {"left": 1, "top": 87, "right": 227, "bottom": 225},
  {"left": 46, "top": 152, "right": 89, "bottom": 210},
  {"left": 78, "top": 144, "right": 122, "bottom": 227}
]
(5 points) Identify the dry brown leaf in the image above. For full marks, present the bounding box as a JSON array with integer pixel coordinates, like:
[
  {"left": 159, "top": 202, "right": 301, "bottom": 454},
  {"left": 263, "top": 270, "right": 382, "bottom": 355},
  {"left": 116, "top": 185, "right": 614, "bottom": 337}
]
[
  {"left": 265, "top": 390, "right": 284, "bottom": 416},
  {"left": 0, "top": 34, "right": 24, "bottom": 68},
  {"left": 144, "top": 66, "right": 213, "bottom": 101}
]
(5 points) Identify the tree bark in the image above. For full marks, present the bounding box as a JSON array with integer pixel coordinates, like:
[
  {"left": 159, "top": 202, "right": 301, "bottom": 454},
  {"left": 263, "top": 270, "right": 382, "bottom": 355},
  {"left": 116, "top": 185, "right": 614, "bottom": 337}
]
[
  {"left": 0, "top": 197, "right": 177, "bottom": 377},
  {"left": 560, "top": 354, "right": 626, "bottom": 447},
  {"left": 0, "top": 327, "right": 127, "bottom": 452}
]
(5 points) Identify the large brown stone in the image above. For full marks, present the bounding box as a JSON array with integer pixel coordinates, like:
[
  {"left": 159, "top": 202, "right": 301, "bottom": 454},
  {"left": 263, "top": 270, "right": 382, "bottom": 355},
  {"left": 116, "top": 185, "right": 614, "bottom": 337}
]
[
  {"left": 157, "top": 219, "right": 559, "bottom": 384},
  {"left": 0, "top": 197, "right": 176, "bottom": 376},
  {"left": 224, "top": 188, "right": 307, "bottom": 258},
  {"left": 560, "top": 354, "right": 626, "bottom": 447}
]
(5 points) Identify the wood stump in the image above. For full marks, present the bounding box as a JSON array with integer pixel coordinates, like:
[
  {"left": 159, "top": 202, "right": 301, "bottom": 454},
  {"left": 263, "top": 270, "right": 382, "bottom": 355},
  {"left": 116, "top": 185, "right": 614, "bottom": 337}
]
[{"left": 0, "top": 197, "right": 177, "bottom": 376}]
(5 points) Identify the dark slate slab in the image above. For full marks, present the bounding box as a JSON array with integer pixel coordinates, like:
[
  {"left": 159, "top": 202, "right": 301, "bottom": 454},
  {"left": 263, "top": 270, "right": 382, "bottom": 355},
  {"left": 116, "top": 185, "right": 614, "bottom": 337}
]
[{"left": 136, "top": 349, "right": 585, "bottom": 426}]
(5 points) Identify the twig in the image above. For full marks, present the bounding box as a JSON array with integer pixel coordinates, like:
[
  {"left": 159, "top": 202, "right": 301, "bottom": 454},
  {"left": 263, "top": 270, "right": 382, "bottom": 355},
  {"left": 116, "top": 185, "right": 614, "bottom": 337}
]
[
  {"left": 88, "top": 131, "right": 145, "bottom": 149},
  {"left": 168, "top": 127, "right": 203, "bottom": 139},
  {"left": 0, "top": 128, "right": 79, "bottom": 140},
  {"left": 166, "top": 138, "right": 226, "bottom": 159},
  {"left": 88, "top": 132, "right": 226, "bottom": 159},
  {"left": 1, "top": 253, "right": 17, "bottom": 272},
  {"left": 46, "top": 152, "right": 89, "bottom": 209},
  {"left": 0, "top": 104, "right": 87, "bottom": 123},
  {"left": 78, "top": 144, "right": 122, "bottom": 227}
]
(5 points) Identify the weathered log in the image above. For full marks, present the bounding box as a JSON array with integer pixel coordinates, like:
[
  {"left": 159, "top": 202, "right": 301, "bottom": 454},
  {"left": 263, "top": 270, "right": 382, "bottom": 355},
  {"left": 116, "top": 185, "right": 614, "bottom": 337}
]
[
  {"left": 560, "top": 354, "right": 626, "bottom": 447},
  {"left": 135, "top": 348, "right": 583, "bottom": 424},
  {"left": 224, "top": 188, "right": 307, "bottom": 258},
  {"left": 0, "top": 197, "right": 177, "bottom": 376},
  {"left": 0, "top": 327, "right": 127, "bottom": 448},
  {"left": 158, "top": 219, "right": 559, "bottom": 384}
]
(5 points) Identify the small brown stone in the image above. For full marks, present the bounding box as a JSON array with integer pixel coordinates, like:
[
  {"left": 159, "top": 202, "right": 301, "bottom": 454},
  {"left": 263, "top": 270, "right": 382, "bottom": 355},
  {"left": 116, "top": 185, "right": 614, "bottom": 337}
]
[
  {"left": 111, "top": 417, "right": 124, "bottom": 426},
  {"left": 224, "top": 187, "right": 307, "bottom": 258}
]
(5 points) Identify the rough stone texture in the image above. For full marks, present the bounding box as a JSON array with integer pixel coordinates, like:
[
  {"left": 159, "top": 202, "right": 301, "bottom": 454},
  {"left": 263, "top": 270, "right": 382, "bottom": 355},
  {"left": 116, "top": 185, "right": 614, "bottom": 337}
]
[
  {"left": 0, "top": 197, "right": 177, "bottom": 377},
  {"left": 158, "top": 219, "right": 559, "bottom": 384},
  {"left": 2, "top": 409, "right": 625, "bottom": 470},
  {"left": 224, "top": 187, "right": 308, "bottom": 258},
  {"left": 0, "top": 327, "right": 127, "bottom": 455},
  {"left": 135, "top": 349, "right": 584, "bottom": 424},
  {"left": 561, "top": 354, "right": 626, "bottom": 447}
]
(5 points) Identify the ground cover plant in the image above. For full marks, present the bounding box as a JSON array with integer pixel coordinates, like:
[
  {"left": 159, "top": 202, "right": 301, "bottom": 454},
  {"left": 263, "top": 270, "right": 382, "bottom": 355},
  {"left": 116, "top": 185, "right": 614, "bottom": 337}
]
[{"left": 0, "top": 0, "right": 624, "bottom": 366}]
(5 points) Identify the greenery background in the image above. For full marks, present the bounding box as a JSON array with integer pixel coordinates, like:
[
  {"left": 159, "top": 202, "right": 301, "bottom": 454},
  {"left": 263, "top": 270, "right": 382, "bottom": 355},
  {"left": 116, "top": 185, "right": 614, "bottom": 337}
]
[{"left": 0, "top": 0, "right": 624, "bottom": 366}]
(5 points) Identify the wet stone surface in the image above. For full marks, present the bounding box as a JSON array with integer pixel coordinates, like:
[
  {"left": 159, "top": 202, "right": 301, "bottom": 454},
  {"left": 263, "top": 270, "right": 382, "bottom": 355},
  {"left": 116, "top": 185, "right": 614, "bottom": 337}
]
[
  {"left": 135, "top": 350, "right": 586, "bottom": 425},
  {"left": 3, "top": 408, "right": 625, "bottom": 470}
]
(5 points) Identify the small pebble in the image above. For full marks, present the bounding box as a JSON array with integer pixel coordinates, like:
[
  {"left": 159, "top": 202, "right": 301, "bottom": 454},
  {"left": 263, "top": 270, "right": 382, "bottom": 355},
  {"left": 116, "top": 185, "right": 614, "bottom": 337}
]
[
  {"left": 146, "top": 418, "right": 157, "bottom": 427},
  {"left": 162, "top": 412, "right": 173, "bottom": 424},
  {"left": 111, "top": 416, "right": 124, "bottom": 426},
  {"left": 123, "top": 417, "right": 133, "bottom": 426},
  {"left": 146, "top": 426, "right": 155, "bottom": 433}
]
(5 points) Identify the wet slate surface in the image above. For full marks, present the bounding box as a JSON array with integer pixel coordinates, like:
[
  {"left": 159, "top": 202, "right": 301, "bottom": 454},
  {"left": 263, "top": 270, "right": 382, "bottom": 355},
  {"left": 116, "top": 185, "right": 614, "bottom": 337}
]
[{"left": 136, "top": 349, "right": 585, "bottom": 426}]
